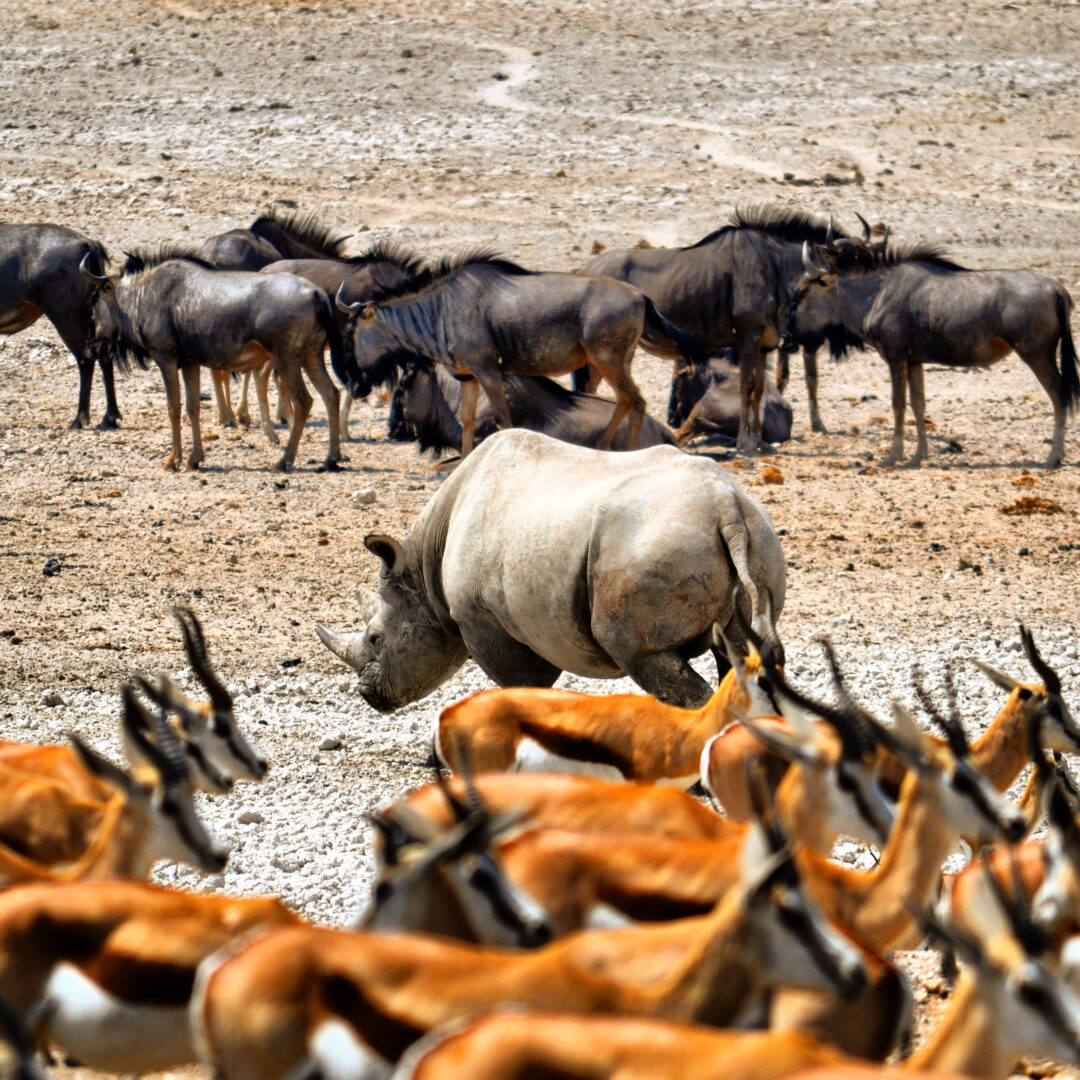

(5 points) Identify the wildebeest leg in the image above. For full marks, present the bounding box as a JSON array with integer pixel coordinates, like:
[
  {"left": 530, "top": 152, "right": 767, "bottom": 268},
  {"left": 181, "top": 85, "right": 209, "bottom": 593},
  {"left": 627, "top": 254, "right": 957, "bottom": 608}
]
[
  {"left": 237, "top": 372, "right": 253, "bottom": 427},
  {"left": 458, "top": 618, "right": 561, "bottom": 688},
  {"left": 904, "top": 363, "right": 928, "bottom": 467},
  {"left": 881, "top": 357, "right": 907, "bottom": 467},
  {"left": 301, "top": 349, "right": 342, "bottom": 469},
  {"left": 592, "top": 350, "right": 647, "bottom": 450},
  {"left": 472, "top": 368, "right": 512, "bottom": 432},
  {"left": 253, "top": 361, "right": 280, "bottom": 446},
  {"left": 339, "top": 393, "right": 354, "bottom": 443},
  {"left": 275, "top": 371, "right": 292, "bottom": 425},
  {"left": 181, "top": 366, "right": 205, "bottom": 470},
  {"left": 621, "top": 650, "right": 714, "bottom": 708},
  {"left": 158, "top": 359, "right": 184, "bottom": 471},
  {"left": 210, "top": 369, "right": 238, "bottom": 428},
  {"left": 804, "top": 347, "right": 827, "bottom": 434},
  {"left": 459, "top": 377, "right": 481, "bottom": 458},
  {"left": 96, "top": 355, "right": 122, "bottom": 429},
  {"left": 70, "top": 357, "right": 95, "bottom": 430},
  {"left": 735, "top": 328, "right": 767, "bottom": 455},
  {"left": 1023, "top": 348, "right": 1067, "bottom": 468},
  {"left": 272, "top": 362, "right": 312, "bottom": 472},
  {"left": 776, "top": 349, "right": 791, "bottom": 395}
]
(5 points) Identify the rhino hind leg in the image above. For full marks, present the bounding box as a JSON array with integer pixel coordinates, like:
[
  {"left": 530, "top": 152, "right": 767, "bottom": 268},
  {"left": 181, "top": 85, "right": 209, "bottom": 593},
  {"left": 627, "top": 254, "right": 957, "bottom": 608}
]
[{"left": 621, "top": 650, "right": 713, "bottom": 709}]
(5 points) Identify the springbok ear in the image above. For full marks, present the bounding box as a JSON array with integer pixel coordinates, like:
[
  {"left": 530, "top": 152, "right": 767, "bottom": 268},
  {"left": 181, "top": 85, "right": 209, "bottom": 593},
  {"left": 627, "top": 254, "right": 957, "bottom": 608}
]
[
  {"left": 364, "top": 534, "right": 405, "bottom": 576},
  {"left": 889, "top": 702, "right": 933, "bottom": 773},
  {"left": 69, "top": 735, "right": 138, "bottom": 800},
  {"left": 972, "top": 659, "right": 1019, "bottom": 694}
]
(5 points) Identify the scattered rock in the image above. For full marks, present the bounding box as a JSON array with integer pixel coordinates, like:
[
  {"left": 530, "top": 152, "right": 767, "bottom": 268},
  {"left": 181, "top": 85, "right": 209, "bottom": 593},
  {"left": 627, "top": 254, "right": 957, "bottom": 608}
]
[
  {"left": 237, "top": 810, "right": 265, "bottom": 825},
  {"left": 319, "top": 736, "right": 343, "bottom": 751},
  {"left": 352, "top": 488, "right": 376, "bottom": 505},
  {"left": 41, "top": 690, "right": 65, "bottom": 708},
  {"left": 590, "top": 240, "right": 605, "bottom": 255},
  {"left": 42, "top": 557, "right": 61, "bottom": 577}
]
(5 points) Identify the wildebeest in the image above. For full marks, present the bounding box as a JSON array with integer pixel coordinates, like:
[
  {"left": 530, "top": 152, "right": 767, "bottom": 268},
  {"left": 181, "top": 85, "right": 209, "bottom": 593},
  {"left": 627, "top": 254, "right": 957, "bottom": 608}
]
[
  {"left": 668, "top": 353, "right": 794, "bottom": 446},
  {"left": 338, "top": 252, "right": 706, "bottom": 455},
  {"left": 0, "top": 224, "right": 117, "bottom": 429},
  {"left": 391, "top": 365, "right": 676, "bottom": 455},
  {"left": 197, "top": 207, "right": 351, "bottom": 271},
  {"left": 82, "top": 247, "right": 365, "bottom": 472},
  {"left": 580, "top": 207, "right": 857, "bottom": 447},
  {"left": 316, "top": 428, "right": 785, "bottom": 710},
  {"left": 784, "top": 240, "right": 1080, "bottom": 467}
]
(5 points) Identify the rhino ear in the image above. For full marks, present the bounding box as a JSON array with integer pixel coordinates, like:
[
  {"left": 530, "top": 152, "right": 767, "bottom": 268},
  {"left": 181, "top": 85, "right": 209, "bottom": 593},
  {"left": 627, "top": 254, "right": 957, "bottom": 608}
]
[{"left": 365, "top": 533, "right": 405, "bottom": 576}]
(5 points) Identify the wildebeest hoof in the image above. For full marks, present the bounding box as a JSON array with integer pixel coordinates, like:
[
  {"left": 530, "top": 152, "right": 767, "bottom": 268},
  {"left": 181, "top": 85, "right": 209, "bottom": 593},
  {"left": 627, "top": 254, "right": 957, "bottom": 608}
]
[
  {"left": 274, "top": 457, "right": 292, "bottom": 473},
  {"left": 69, "top": 415, "right": 88, "bottom": 431},
  {"left": 317, "top": 459, "right": 342, "bottom": 473},
  {"left": 736, "top": 434, "right": 768, "bottom": 456},
  {"left": 186, "top": 456, "right": 203, "bottom": 471},
  {"left": 810, "top": 419, "right": 829, "bottom": 434},
  {"left": 900, "top": 455, "right": 924, "bottom": 470},
  {"left": 161, "top": 456, "right": 181, "bottom": 472},
  {"left": 97, "top": 415, "right": 120, "bottom": 430},
  {"left": 880, "top": 452, "right": 901, "bottom": 467},
  {"left": 1045, "top": 453, "right": 1064, "bottom": 469}
]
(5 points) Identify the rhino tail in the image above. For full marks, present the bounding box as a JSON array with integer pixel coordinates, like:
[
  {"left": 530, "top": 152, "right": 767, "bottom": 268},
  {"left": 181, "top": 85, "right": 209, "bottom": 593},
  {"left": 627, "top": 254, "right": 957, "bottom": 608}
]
[
  {"left": 642, "top": 296, "right": 709, "bottom": 368},
  {"left": 1056, "top": 292, "right": 1080, "bottom": 415},
  {"left": 717, "top": 500, "right": 783, "bottom": 666},
  {"left": 317, "top": 290, "right": 367, "bottom": 400}
]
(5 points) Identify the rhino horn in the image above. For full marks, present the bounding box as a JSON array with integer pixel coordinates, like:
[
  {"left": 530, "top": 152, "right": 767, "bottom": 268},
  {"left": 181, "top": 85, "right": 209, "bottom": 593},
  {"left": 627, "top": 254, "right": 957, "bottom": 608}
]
[
  {"left": 316, "top": 623, "right": 367, "bottom": 671},
  {"left": 357, "top": 585, "right": 380, "bottom": 623}
]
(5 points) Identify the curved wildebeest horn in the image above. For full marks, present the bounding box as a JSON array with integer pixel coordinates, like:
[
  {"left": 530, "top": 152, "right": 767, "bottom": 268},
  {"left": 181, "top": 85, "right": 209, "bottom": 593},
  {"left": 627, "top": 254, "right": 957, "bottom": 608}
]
[
  {"left": 1020, "top": 625, "right": 1062, "bottom": 697},
  {"left": 801, "top": 240, "right": 828, "bottom": 279},
  {"left": 911, "top": 661, "right": 969, "bottom": 759},
  {"left": 825, "top": 215, "right": 837, "bottom": 251},
  {"left": 172, "top": 606, "right": 233, "bottom": 714},
  {"left": 335, "top": 282, "right": 364, "bottom": 316},
  {"left": 79, "top": 250, "right": 108, "bottom": 283},
  {"left": 855, "top": 212, "right": 872, "bottom": 243}
]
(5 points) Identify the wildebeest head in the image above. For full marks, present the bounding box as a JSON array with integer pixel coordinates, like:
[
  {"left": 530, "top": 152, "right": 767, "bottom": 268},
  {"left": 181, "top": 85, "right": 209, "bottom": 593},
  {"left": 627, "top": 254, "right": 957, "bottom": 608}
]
[
  {"left": 337, "top": 293, "right": 411, "bottom": 396},
  {"left": 79, "top": 252, "right": 124, "bottom": 364},
  {"left": 779, "top": 241, "right": 841, "bottom": 353},
  {"left": 315, "top": 533, "right": 469, "bottom": 712}
]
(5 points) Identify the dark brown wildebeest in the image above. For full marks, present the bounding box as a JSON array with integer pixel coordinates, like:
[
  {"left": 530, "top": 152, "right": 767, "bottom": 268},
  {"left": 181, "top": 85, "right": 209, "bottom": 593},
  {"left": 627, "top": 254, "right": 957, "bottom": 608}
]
[
  {"left": 0, "top": 224, "right": 117, "bottom": 429},
  {"left": 784, "top": 240, "right": 1080, "bottom": 467},
  {"left": 338, "top": 252, "right": 705, "bottom": 456},
  {"left": 669, "top": 354, "right": 794, "bottom": 447},
  {"left": 580, "top": 207, "right": 856, "bottom": 448},
  {"left": 391, "top": 365, "right": 676, "bottom": 456},
  {"left": 197, "top": 207, "right": 351, "bottom": 272},
  {"left": 82, "top": 247, "right": 365, "bottom": 472}
]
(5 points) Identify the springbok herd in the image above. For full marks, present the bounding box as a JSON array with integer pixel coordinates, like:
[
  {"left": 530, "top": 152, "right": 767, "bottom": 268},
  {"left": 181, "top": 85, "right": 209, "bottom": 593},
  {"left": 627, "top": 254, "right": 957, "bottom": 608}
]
[{"left": 2, "top": 199, "right": 1079, "bottom": 1080}]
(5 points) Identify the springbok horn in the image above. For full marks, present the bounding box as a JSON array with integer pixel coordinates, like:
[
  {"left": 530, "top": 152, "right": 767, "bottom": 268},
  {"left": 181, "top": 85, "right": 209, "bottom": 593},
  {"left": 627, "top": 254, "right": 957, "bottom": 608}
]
[
  {"left": 912, "top": 662, "right": 969, "bottom": 759},
  {"left": 1021, "top": 625, "right": 1063, "bottom": 696},
  {"left": 79, "top": 251, "right": 108, "bottom": 283},
  {"left": 801, "top": 240, "right": 820, "bottom": 278},
  {"left": 173, "top": 607, "right": 233, "bottom": 714},
  {"left": 855, "top": 212, "right": 872, "bottom": 242},
  {"left": 315, "top": 623, "right": 367, "bottom": 671},
  {"left": 335, "top": 282, "right": 365, "bottom": 316}
]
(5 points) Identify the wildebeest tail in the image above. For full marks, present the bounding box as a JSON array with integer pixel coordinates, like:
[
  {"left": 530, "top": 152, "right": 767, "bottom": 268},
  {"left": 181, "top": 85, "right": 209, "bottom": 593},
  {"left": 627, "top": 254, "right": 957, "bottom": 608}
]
[
  {"left": 317, "top": 290, "right": 367, "bottom": 399},
  {"left": 642, "top": 296, "right": 709, "bottom": 367},
  {"left": 1057, "top": 292, "right": 1080, "bottom": 414}
]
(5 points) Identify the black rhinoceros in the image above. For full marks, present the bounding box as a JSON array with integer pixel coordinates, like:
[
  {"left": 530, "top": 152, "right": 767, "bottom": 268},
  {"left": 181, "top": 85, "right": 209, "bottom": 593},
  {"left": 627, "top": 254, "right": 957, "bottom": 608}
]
[{"left": 317, "top": 429, "right": 785, "bottom": 709}]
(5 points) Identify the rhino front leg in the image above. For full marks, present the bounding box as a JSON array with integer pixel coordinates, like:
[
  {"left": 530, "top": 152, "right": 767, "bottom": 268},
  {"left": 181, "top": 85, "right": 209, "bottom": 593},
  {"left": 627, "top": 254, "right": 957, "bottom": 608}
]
[{"left": 460, "top": 620, "right": 561, "bottom": 689}]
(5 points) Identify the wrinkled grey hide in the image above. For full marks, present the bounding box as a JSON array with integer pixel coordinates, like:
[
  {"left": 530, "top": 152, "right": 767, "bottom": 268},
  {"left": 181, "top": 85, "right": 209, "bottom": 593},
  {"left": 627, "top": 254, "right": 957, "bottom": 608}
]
[{"left": 316, "top": 429, "right": 785, "bottom": 710}]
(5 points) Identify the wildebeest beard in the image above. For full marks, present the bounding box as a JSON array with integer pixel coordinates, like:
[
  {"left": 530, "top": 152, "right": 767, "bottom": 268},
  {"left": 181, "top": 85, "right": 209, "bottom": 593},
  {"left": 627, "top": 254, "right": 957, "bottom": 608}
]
[{"left": 804, "top": 325, "right": 866, "bottom": 361}]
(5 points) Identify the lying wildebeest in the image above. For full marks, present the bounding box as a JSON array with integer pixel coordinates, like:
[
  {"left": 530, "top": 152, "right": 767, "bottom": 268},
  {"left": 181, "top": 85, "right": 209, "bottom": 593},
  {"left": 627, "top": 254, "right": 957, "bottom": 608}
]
[
  {"left": 198, "top": 207, "right": 351, "bottom": 272},
  {"left": 784, "top": 240, "right": 1080, "bottom": 467},
  {"left": 82, "top": 247, "right": 365, "bottom": 471},
  {"left": 670, "top": 354, "right": 794, "bottom": 446},
  {"left": 391, "top": 365, "right": 676, "bottom": 454},
  {"left": 338, "top": 252, "right": 706, "bottom": 455},
  {"left": 316, "top": 428, "right": 785, "bottom": 709},
  {"left": 0, "top": 224, "right": 118, "bottom": 429},
  {"left": 580, "top": 207, "right": 859, "bottom": 446}
]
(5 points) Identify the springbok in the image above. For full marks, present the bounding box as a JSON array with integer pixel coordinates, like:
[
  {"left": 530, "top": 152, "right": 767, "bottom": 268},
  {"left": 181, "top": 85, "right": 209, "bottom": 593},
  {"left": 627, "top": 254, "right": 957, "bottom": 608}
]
[
  {"left": 705, "top": 627, "right": 1070, "bottom": 821},
  {"left": 0, "top": 880, "right": 299, "bottom": 1075},
  {"left": 393, "top": 890, "right": 1080, "bottom": 1080},
  {"left": 0, "top": 685, "right": 226, "bottom": 875},
  {"left": 193, "top": 807, "right": 868, "bottom": 1080},
  {"left": 432, "top": 649, "right": 777, "bottom": 787}
]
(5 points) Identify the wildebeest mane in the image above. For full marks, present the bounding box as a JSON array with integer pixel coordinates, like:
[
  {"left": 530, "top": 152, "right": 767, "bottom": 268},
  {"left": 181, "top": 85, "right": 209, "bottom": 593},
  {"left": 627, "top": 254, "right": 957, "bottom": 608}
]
[
  {"left": 343, "top": 240, "right": 427, "bottom": 278},
  {"left": 249, "top": 207, "right": 349, "bottom": 258},
  {"left": 121, "top": 245, "right": 217, "bottom": 276},
  {"left": 369, "top": 249, "right": 537, "bottom": 306},
  {"left": 685, "top": 205, "right": 851, "bottom": 250},
  {"left": 845, "top": 240, "right": 968, "bottom": 274}
]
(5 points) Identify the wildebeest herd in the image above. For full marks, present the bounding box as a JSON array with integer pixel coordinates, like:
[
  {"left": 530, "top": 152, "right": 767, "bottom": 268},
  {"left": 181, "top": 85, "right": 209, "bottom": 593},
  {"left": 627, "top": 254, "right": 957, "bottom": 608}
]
[
  {"left": 5, "top": 204, "right": 1075, "bottom": 471},
  {"left": 3, "top": 201, "right": 1080, "bottom": 1080}
]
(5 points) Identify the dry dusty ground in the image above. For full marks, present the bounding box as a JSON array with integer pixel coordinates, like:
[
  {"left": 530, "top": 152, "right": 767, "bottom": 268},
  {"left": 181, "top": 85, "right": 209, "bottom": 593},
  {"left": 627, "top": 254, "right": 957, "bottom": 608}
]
[{"left": 3, "top": 0, "right": 1080, "bottom": 1072}]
